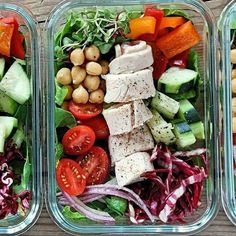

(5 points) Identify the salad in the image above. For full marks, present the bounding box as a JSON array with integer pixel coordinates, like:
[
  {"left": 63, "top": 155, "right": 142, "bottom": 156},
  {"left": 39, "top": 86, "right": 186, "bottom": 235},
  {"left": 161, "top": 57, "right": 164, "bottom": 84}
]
[
  {"left": 54, "top": 6, "right": 207, "bottom": 224},
  {"left": 0, "top": 17, "right": 31, "bottom": 219}
]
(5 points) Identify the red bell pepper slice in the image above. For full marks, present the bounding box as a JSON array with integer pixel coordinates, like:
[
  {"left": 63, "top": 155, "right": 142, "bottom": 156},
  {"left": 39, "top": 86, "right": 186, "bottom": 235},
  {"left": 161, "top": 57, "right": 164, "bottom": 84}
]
[
  {"left": 0, "top": 17, "right": 19, "bottom": 28},
  {"left": 139, "top": 8, "right": 164, "bottom": 42},
  {"left": 149, "top": 42, "right": 168, "bottom": 80},
  {"left": 168, "top": 49, "right": 189, "bottom": 69},
  {"left": 0, "top": 17, "right": 25, "bottom": 59},
  {"left": 0, "top": 22, "right": 14, "bottom": 57}
]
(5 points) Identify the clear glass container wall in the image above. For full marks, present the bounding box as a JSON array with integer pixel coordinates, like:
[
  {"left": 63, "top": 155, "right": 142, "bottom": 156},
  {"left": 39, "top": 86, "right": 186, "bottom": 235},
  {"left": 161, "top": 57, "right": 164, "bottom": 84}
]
[
  {"left": 219, "top": 0, "right": 236, "bottom": 227},
  {"left": 45, "top": 0, "right": 219, "bottom": 235},
  {"left": 0, "top": 3, "right": 42, "bottom": 235}
]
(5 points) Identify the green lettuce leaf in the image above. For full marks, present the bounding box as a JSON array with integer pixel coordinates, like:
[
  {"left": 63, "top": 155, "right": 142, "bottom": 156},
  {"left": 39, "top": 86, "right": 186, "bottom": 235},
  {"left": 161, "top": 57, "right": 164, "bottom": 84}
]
[
  {"left": 55, "top": 142, "right": 64, "bottom": 164},
  {"left": 13, "top": 144, "right": 31, "bottom": 194},
  {"left": 55, "top": 81, "right": 68, "bottom": 106},
  {"left": 62, "top": 206, "right": 86, "bottom": 220},
  {"left": 230, "top": 12, "right": 236, "bottom": 30}
]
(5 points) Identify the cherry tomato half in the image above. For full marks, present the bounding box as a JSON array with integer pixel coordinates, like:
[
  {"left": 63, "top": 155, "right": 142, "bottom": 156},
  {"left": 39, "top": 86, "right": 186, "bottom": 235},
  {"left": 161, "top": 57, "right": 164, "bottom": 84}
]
[
  {"left": 76, "top": 146, "right": 110, "bottom": 185},
  {"left": 79, "top": 115, "right": 109, "bottom": 140},
  {"left": 56, "top": 158, "right": 86, "bottom": 196},
  {"left": 68, "top": 101, "right": 103, "bottom": 120},
  {"left": 62, "top": 125, "right": 96, "bottom": 155}
]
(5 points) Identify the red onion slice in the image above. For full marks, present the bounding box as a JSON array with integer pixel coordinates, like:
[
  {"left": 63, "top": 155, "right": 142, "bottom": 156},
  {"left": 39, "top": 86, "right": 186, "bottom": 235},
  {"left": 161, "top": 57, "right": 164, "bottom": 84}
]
[
  {"left": 62, "top": 191, "right": 115, "bottom": 223},
  {"left": 86, "top": 184, "right": 155, "bottom": 222}
]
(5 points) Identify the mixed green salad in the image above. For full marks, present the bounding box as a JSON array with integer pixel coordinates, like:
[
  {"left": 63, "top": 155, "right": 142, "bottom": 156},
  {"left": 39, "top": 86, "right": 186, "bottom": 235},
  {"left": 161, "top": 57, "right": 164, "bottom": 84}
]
[
  {"left": 0, "top": 17, "right": 31, "bottom": 219},
  {"left": 54, "top": 6, "right": 207, "bottom": 224}
]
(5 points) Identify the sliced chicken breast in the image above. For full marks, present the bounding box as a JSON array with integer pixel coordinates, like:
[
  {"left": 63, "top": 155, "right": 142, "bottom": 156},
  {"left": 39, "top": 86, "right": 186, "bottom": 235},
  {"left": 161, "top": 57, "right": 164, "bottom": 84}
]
[
  {"left": 103, "top": 68, "right": 155, "bottom": 103},
  {"left": 109, "top": 124, "right": 154, "bottom": 164},
  {"left": 133, "top": 100, "right": 153, "bottom": 128},
  {"left": 115, "top": 152, "right": 154, "bottom": 186},
  {"left": 103, "top": 100, "right": 152, "bottom": 135},
  {"left": 109, "top": 41, "right": 153, "bottom": 74}
]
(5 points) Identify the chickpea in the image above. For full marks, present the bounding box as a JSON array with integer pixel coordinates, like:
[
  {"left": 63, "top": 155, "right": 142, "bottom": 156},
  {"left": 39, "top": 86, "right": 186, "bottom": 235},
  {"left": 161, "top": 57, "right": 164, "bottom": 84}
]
[
  {"left": 84, "top": 45, "right": 100, "bottom": 61},
  {"left": 89, "top": 89, "right": 104, "bottom": 104},
  {"left": 56, "top": 67, "right": 72, "bottom": 85},
  {"left": 231, "top": 49, "right": 236, "bottom": 64},
  {"left": 100, "top": 60, "right": 109, "bottom": 75},
  {"left": 233, "top": 98, "right": 236, "bottom": 114},
  {"left": 72, "top": 85, "right": 89, "bottom": 104},
  {"left": 84, "top": 75, "right": 100, "bottom": 92},
  {"left": 233, "top": 117, "right": 236, "bottom": 133},
  {"left": 64, "top": 85, "right": 73, "bottom": 100},
  {"left": 61, "top": 101, "right": 69, "bottom": 110},
  {"left": 232, "top": 79, "right": 236, "bottom": 93},
  {"left": 232, "top": 69, "right": 236, "bottom": 79},
  {"left": 70, "top": 48, "right": 85, "bottom": 66},
  {"left": 71, "top": 66, "right": 86, "bottom": 84},
  {"left": 86, "top": 62, "right": 102, "bottom": 76}
]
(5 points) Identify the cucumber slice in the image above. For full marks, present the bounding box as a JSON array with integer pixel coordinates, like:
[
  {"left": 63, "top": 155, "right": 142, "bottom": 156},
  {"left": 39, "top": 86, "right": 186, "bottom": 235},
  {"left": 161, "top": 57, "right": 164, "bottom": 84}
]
[
  {"left": 178, "top": 99, "right": 205, "bottom": 139},
  {"left": 151, "top": 91, "right": 179, "bottom": 119},
  {"left": 0, "top": 90, "right": 18, "bottom": 115},
  {"left": 0, "top": 61, "right": 30, "bottom": 104},
  {"left": 158, "top": 67, "right": 197, "bottom": 94},
  {"left": 0, "top": 57, "right": 5, "bottom": 80},
  {"left": 0, "top": 117, "right": 18, "bottom": 153},
  {"left": 172, "top": 119, "right": 196, "bottom": 148},
  {"left": 190, "top": 121, "right": 205, "bottom": 140},
  {"left": 147, "top": 109, "right": 175, "bottom": 145},
  {"left": 178, "top": 99, "right": 201, "bottom": 123},
  {"left": 166, "top": 90, "right": 196, "bottom": 100},
  {"left": 0, "top": 116, "right": 18, "bottom": 137}
]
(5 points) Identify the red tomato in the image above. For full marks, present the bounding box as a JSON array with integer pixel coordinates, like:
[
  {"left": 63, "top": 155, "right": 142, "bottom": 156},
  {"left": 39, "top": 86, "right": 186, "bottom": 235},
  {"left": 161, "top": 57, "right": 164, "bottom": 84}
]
[
  {"left": 68, "top": 101, "right": 103, "bottom": 120},
  {"left": 79, "top": 115, "right": 109, "bottom": 140},
  {"left": 56, "top": 159, "right": 86, "bottom": 196},
  {"left": 76, "top": 146, "right": 110, "bottom": 185},
  {"left": 62, "top": 125, "right": 96, "bottom": 155}
]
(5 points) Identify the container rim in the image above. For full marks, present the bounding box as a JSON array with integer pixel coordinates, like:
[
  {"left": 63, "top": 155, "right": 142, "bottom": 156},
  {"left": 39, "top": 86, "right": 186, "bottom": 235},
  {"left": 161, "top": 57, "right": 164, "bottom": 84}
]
[
  {"left": 0, "top": 3, "right": 42, "bottom": 236},
  {"left": 45, "top": 0, "right": 220, "bottom": 235},
  {"left": 219, "top": 0, "right": 236, "bottom": 227}
]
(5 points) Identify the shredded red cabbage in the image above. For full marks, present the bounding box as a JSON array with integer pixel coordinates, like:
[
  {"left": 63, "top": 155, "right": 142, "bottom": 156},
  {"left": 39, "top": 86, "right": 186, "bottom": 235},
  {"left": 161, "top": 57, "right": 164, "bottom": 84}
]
[
  {"left": 0, "top": 140, "right": 31, "bottom": 219},
  {"left": 135, "top": 143, "right": 208, "bottom": 223}
]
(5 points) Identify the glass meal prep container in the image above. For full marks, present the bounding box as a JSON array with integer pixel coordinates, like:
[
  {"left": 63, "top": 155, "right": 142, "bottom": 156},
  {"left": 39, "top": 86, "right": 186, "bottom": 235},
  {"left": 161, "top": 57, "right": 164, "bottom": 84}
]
[
  {"left": 0, "top": 3, "right": 42, "bottom": 235},
  {"left": 45, "top": 0, "right": 219, "bottom": 235},
  {"left": 219, "top": 0, "right": 236, "bottom": 227}
]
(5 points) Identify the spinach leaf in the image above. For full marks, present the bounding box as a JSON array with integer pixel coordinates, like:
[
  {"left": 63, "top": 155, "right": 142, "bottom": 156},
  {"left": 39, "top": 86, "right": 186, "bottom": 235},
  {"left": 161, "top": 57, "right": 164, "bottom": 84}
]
[
  {"left": 55, "top": 107, "right": 77, "bottom": 128},
  {"left": 62, "top": 206, "right": 86, "bottom": 220},
  {"left": 163, "top": 7, "right": 189, "bottom": 19},
  {"left": 14, "top": 103, "right": 28, "bottom": 128},
  {"left": 55, "top": 81, "right": 68, "bottom": 106},
  {"left": 104, "top": 196, "right": 127, "bottom": 216}
]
